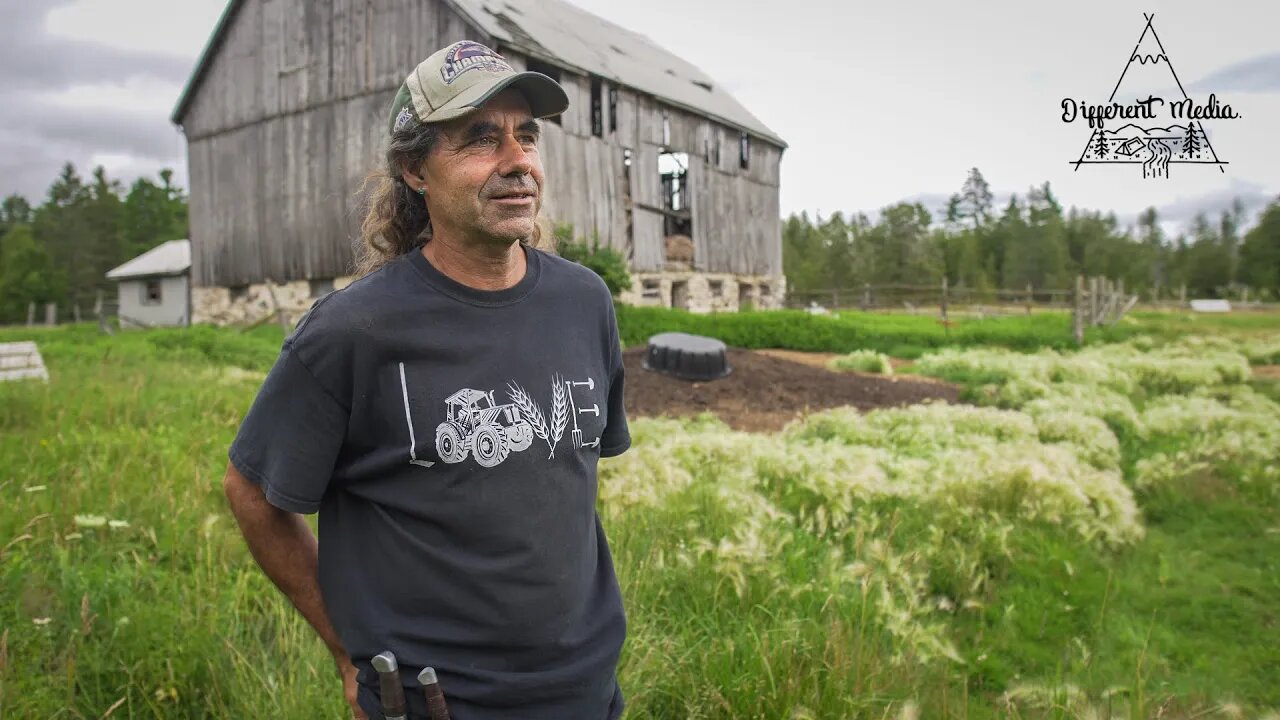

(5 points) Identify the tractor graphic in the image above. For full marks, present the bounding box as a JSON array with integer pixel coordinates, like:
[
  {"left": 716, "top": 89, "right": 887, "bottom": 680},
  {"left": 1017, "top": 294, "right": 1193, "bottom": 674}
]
[{"left": 435, "top": 388, "right": 534, "bottom": 467}]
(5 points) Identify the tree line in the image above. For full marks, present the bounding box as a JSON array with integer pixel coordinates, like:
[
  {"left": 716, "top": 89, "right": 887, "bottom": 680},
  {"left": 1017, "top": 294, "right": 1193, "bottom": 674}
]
[
  {"left": 5, "top": 163, "right": 1280, "bottom": 325},
  {"left": 0, "top": 163, "right": 188, "bottom": 324},
  {"left": 783, "top": 167, "right": 1280, "bottom": 301}
]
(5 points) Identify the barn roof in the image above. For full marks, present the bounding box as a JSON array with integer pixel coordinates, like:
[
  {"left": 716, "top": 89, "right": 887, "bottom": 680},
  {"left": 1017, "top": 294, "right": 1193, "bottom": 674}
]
[
  {"left": 171, "top": 0, "right": 786, "bottom": 148},
  {"left": 451, "top": 0, "right": 786, "bottom": 147},
  {"left": 105, "top": 239, "right": 191, "bottom": 280}
]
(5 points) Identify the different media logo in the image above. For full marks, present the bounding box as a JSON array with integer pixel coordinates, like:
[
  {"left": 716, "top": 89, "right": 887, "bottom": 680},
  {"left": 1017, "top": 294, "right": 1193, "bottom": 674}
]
[{"left": 1061, "top": 14, "right": 1240, "bottom": 179}]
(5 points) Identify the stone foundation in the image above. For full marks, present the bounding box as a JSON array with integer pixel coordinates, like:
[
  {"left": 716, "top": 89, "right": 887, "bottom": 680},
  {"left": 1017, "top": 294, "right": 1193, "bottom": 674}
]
[
  {"left": 617, "top": 271, "right": 786, "bottom": 313},
  {"left": 192, "top": 276, "right": 357, "bottom": 327},
  {"left": 193, "top": 268, "right": 785, "bottom": 326}
]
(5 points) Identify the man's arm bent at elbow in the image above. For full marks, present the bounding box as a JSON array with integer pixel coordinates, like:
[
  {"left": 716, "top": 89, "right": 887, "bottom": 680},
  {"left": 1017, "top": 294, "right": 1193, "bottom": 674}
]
[{"left": 222, "top": 461, "right": 365, "bottom": 717}]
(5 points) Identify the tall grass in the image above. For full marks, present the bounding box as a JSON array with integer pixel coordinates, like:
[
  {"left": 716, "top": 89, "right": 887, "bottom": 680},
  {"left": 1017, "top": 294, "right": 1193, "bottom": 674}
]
[{"left": 1, "top": 322, "right": 1278, "bottom": 717}]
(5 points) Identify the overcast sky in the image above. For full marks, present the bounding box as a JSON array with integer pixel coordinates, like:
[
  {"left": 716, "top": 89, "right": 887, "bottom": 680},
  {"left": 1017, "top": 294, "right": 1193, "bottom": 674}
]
[{"left": 3, "top": 0, "right": 1278, "bottom": 235}]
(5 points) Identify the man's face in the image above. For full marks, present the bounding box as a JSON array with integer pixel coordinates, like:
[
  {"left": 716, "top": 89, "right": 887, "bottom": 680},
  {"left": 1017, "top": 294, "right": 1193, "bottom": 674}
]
[{"left": 412, "top": 89, "right": 545, "bottom": 246}]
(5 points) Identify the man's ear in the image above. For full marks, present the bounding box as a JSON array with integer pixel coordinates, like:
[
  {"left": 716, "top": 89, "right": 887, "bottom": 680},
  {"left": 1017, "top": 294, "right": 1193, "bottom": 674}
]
[{"left": 400, "top": 167, "right": 425, "bottom": 191}]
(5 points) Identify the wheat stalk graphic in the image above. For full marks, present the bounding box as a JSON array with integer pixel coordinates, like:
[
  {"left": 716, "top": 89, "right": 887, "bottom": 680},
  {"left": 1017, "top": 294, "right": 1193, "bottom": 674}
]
[
  {"left": 548, "top": 374, "right": 569, "bottom": 458},
  {"left": 506, "top": 381, "right": 550, "bottom": 447}
]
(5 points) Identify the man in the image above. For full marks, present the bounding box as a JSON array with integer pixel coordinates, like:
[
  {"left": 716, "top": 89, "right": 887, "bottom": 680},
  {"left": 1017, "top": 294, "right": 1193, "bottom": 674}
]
[{"left": 222, "top": 40, "right": 631, "bottom": 720}]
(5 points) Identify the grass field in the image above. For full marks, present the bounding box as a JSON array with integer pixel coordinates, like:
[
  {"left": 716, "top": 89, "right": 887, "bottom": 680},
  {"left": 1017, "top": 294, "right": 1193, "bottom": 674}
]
[{"left": 1, "top": 311, "right": 1278, "bottom": 718}]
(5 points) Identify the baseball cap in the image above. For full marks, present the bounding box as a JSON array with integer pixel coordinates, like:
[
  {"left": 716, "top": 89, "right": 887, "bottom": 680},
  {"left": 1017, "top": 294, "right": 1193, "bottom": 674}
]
[{"left": 387, "top": 41, "right": 569, "bottom": 135}]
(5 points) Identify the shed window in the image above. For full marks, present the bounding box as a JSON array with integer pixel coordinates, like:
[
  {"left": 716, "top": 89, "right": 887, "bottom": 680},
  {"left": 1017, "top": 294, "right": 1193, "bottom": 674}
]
[
  {"left": 739, "top": 132, "right": 750, "bottom": 170},
  {"left": 527, "top": 59, "right": 562, "bottom": 125},
  {"left": 662, "top": 112, "right": 670, "bottom": 147},
  {"left": 590, "top": 76, "right": 603, "bottom": 137},
  {"left": 141, "top": 279, "right": 162, "bottom": 306}
]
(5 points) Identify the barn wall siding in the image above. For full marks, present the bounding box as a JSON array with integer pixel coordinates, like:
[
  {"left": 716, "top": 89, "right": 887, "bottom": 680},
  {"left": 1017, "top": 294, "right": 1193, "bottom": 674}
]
[{"left": 181, "top": 0, "right": 784, "bottom": 287}]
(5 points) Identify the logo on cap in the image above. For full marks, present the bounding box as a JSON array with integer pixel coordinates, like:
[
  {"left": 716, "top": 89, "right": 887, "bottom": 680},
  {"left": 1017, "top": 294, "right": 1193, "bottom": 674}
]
[
  {"left": 439, "top": 41, "right": 513, "bottom": 85},
  {"left": 393, "top": 106, "right": 415, "bottom": 132}
]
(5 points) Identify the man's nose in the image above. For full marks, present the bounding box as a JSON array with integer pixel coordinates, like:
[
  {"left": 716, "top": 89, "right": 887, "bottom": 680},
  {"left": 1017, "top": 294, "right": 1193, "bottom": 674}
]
[{"left": 497, "top": 134, "right": 534, "bottom": 176}]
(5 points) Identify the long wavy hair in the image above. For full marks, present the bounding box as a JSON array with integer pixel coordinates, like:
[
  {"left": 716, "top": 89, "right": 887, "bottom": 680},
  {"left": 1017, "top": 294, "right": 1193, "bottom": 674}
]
[{"left": 352, "top": 117, "right": 553, "bottom": 278}]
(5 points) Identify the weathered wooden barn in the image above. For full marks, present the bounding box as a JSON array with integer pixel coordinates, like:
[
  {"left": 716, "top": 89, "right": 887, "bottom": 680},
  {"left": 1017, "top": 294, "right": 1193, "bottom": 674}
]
[{"left": 172, "top": 0, "right": 787, "bottom": 323}]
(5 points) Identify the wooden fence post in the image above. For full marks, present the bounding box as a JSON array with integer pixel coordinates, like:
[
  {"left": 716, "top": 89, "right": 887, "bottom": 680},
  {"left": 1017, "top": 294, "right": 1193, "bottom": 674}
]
[
  {"left": 861, "top": 283, "right": 871, "bottom": 311},
  {"left": 1025, "top": 283, "right": 1033, "bottom": 315},
  {"left": 44, "top": 302, "right": 57, "bottom": 326},
  {"left": 941, "top": 277, "right": 949, "bottom": 332},
  {"left": 26, "top": 301, "right": 36, "bottom": 326},
  {"left": 1114, "top": 279, "right": 1125, "bottom": 324},
  {"left": 1179, "top": 284, "right": 1187, "bottom": 305},
  {"left": 1073, "top": 275, "right": 1084, "bottom": 346},
  {"left": 1089, "top": 277, "right": 1099, "bottom": 325}
]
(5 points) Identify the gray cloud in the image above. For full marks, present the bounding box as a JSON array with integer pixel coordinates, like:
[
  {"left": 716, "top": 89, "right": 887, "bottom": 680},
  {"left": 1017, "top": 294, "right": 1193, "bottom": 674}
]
[
  {"left": 0, "top": 1, "right": 192, "bottom": 201},
  {"left": 1188, "top": 52, "right": 1280, "bottom": 94}
]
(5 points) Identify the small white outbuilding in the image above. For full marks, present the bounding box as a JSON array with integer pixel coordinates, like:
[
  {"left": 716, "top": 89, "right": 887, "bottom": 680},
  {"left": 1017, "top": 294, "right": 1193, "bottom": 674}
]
[{"left": 104, "top": 239, "right": 192, "bottom": 327}]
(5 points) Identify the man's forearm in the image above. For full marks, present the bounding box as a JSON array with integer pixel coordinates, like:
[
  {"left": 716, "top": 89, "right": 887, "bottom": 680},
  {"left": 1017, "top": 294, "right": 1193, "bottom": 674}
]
[{"left": 224, "top": 466, "right": 349, "bottom": 663}]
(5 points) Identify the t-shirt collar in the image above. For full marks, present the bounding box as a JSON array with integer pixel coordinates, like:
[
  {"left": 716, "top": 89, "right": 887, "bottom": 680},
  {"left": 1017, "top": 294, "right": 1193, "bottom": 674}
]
[{"left": 407, "top": 240, "right": 541, "bottom": 307}]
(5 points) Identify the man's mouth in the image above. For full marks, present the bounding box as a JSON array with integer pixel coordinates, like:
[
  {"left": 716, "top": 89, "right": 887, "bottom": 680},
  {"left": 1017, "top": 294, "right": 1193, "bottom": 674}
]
[{"left": 489, "top": 191, "right": 536, "bottom": 204}]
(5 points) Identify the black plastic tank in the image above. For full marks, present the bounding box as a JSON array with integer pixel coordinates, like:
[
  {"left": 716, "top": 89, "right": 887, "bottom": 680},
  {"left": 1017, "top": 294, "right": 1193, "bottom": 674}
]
[{"left": 642, "top": 332, "right": 732, "bottom": 381}]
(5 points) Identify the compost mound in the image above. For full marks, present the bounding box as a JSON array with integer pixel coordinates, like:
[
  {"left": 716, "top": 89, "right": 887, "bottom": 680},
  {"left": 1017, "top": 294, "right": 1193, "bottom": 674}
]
[{"left": 622, "top": 347, "right": 961, "bottom": 433}]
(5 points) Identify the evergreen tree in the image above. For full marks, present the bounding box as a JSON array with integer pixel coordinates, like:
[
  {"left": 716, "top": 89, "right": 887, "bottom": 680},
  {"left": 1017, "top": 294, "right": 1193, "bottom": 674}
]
[
  {"left": 1239, "top": 197, "right": 1280, "bottom": 297},
  {"left": 0, "top": 225, "right": 59, "bottom": 323},
  {"left": 1181, "top": 122, "right": 1202, "bottom": 157}
]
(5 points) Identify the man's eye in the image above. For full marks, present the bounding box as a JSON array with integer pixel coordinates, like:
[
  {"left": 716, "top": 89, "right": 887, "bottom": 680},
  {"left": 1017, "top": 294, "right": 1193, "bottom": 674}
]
[
  {"left": 519, "top": 135, "right": 538, "bottom": 145},
  {"left": 471, "top": 137, "right": 497, "bottom": 147}
]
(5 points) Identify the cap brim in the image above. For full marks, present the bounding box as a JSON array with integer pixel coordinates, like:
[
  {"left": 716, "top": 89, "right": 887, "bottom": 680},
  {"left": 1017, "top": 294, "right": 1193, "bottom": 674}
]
[{"left": 423, "top": 72, "right": 570, "bottom": 123}]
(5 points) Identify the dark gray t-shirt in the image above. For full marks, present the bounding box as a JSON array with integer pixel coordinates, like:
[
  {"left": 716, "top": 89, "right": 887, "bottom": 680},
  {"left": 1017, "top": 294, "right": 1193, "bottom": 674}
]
[{"left": 228, "top": 240, "right": 631, "bottom": 720}]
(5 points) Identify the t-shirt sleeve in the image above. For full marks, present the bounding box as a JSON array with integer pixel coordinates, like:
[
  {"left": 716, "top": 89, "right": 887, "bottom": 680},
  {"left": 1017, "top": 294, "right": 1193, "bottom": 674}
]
[
  {"left": 599, "top": 300, "right": 631, "bottom": 458},
  {"left": 227, "top": 341, "right": 350, "bottom": 514}
]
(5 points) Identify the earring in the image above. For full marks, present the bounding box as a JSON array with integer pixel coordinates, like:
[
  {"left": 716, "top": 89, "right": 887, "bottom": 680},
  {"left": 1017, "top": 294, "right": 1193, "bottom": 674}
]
[{"left": 418, "top": 187, "right": 426, "bottom": 195}]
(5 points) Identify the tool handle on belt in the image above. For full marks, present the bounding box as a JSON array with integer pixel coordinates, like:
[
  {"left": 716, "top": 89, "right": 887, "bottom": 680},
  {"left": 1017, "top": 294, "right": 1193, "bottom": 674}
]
[
  {"left": 371, "top": 652, "right": 408, "bottom": 720},
  {"left": 418, "top": 667, "right": 451, "bottom": 720}
]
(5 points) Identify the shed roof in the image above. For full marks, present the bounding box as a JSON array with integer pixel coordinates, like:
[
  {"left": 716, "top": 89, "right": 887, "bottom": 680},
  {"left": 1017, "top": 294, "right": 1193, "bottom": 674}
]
[
  {"left": 105, "top": 239, "right": 191, "bottom": 280},
  {"left": 171, "top": 0, "right": 785, "bottom": 148}
]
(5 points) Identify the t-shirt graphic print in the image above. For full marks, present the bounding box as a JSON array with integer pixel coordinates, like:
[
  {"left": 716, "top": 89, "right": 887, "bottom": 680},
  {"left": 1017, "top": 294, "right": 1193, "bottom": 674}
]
[{"left": 401, "top": 364, "right": 608, "bottom": 469}]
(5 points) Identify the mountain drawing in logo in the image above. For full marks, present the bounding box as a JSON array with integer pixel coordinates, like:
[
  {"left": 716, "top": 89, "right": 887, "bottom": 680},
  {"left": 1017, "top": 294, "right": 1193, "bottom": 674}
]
[{"left": 1069, "top": 14, "right": 1230, "bottom": 179}]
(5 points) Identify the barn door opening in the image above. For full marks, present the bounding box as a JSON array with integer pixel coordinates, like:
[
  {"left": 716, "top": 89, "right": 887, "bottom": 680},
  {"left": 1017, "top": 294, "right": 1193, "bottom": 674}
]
[{"left": 658, "top": 151, "right": 691, "bottom": 238}]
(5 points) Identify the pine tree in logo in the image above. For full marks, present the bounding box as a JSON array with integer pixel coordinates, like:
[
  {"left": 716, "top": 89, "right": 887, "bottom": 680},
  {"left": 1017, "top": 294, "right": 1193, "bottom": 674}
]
[
  {"left": 1093, "top": 130, "right": 1109, "bottom": 159},
  {"left": 548, "top": 374, "right": 569, "bottom": 458},
  {"left": 1180, "top": 121, "right": 1201, "bottom": 158}
]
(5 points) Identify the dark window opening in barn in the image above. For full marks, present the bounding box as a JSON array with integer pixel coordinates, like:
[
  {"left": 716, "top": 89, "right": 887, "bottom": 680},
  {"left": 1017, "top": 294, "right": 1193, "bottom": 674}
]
[
  {"left": 590, "top": 76, "right": 603, "bottom": 137},
  {"left": 229, "top": 284, "right": 249, "bottom": 302},
  {"left": 527, "top": 59, "right": 562, "bottom": 125},
  {"left": 141, "top": 279, "right": 162, "bottom": 306},
  {"left": 608, "top": 86, "right": 618, "bottom": 132},
  {"left": 641, "top": 278, "right": 661, "bottom": 299},
  {"left": 709, "top": 279, "right": 723, "bottom": 297},
  {"left": 661, "top": 112, "right": 671, "bottom": 147},
  {"left": 659, "top": 151, "right": 692, "bottom": 238},
  {"left": 738, "top": 283, "right": 754, "bottom": 310},
  {"left": 739, "top": 132, "right": 751, "bottom": 170},
  {"left": 309, "top": 278, "right": 334, "bottom": 298}
]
